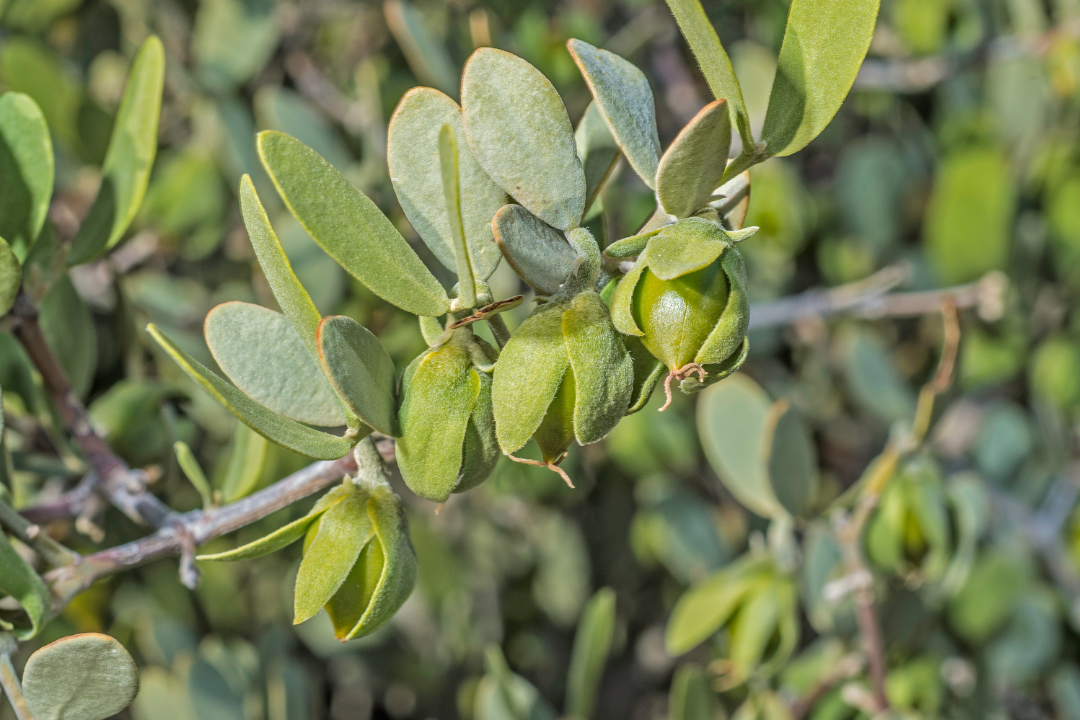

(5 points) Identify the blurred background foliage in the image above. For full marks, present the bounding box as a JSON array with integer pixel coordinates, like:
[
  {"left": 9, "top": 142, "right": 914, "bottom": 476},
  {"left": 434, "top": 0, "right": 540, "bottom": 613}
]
[{"left": 3, "top": 0, "right": 1080, "bottom": 717}]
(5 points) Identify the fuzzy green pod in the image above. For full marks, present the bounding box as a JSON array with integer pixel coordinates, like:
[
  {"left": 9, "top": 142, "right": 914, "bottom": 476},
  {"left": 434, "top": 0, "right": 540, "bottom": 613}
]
[
  {"left": 295, "top": 474, "right": 418, "bottom": 641},
  {"left": 608, "top": 217, "right": 753, "bottom": 406},
  {"left": 396, "top": 330, "right": 500, "bottom": 503}
]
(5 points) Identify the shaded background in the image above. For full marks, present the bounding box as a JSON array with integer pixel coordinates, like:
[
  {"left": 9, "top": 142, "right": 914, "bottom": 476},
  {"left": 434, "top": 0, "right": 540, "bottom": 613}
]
[{"left": 1, "top": 0, "right": 1079, "bottom": 717}]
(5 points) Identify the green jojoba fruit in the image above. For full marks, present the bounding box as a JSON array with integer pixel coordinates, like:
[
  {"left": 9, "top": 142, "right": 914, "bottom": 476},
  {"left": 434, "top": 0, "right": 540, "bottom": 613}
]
[
  {"left": 296, "top": 473, "right": 417, "bottom": 640},
  {"left": 397, "top": 330, "right": 500, "bottom": 503},
  {"left": 865, "top": 459, "right": 951, "bottom": 581},
  {"left": 607, "top": 217, "right": 754, "bottom": 408}
]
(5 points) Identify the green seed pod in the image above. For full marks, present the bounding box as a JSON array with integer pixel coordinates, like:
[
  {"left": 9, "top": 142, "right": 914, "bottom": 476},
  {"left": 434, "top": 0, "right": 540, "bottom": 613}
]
[
  {"left": 397, "top": 330, "right": 500, "bottom": 503},
  {"left": 865, "top": 458, "right": 951, "bottom": 582},
  {"left": 293, "top": 445, "right": 417, "bottom": 641},
  {"left": 608, "top": 217, "right": 754, "bottom": 409}
]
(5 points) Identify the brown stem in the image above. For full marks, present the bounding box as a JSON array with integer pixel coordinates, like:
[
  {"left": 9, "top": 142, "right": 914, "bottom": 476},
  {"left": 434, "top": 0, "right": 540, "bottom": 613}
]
[
  {"left": 853, "top": 588, "right": 889, "bottom": 711},
  {"left": 46, "top": 452, "right": 358, "bottom": 608}
]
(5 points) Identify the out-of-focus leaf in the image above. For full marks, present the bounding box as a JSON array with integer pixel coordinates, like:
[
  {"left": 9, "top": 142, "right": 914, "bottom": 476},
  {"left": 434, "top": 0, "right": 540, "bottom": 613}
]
[
  {"left": 0, "top": 39, "right": 81, "bottom": 151},
  {"left": 657, "top": 100, "right": 731, "bottom": 218},
  {"left": 174, "top": 441, "right": 213, "bottom": 508},
  {"left": 575, "top": 101, "right": 620, "bottom": 215},
  {"left": 1, "top": 0, "right": 82, "bottom": 31},
  {"left": 0, "top": 92, "right": 53, "bottom": 260},
  {"left": 669, "top": 664, "right": 720, "bottom": 720},
  {"left": 941, "top": 474, "right": 989, "bottom": 596},
  {"left": 68, "top": 37, "right": 165, "bottom": 264},
  {"left": 1052, "top": 666, "right": 1080, "bottom": 720},
  {"left": 89, "top": 380, "right": 185, "bottom": 467},
  {"left": 148, "top": 324, "right": 355, "bottom": 460},
  {"left": 130, "top": 668, "right": 196, "bottom": 720},
  {"left": 565, "top": 588, "right": 616, "bottom": 720},
  {"left": 764, "top": 400, "right": 818, "bottom": 517},
  {"left": 924, "top": 147, "right": 1014, "bottom": 284},
  {"left": 986, "top": 590, "right": 1060, "bottom": 684},
  {"left": 219, "top": 422, "right": 269, "bottom": 503},
  {"left": 947, "top": 550, "right": 1029, "bottom": 643},
  {"left": 493, "top": 204, "right": 575, "bottom": 295},
  {"left": 475, "top": 645, "right": 558, "bottom": 720},
  {"left": 461, "top": 48, "right": 586, "bottom": 231},
  {"left": 388, "top": 88, "right": 506, "bottom": 280},
  {"left": 258, "top": 131, "right": 450, "bottom": 317},
  {"left": 0, "top": 239, "right": 20, "bottom": 316},
  {"left": 837, "top": 326, "right": 915, "bottom": 424},
  {"left": 255, "top": 87, "right": 352, "bottom": 173},
  {"left": 22, "top": 633, "right": 140, "bottom": 720},
  {"left": 317, "top": 315, "right": 398, "bottom": 436},
  {"left": 567, "top": 39, "right": 660, "bottom": 189},
  {"left": 193, "top": 0, "right": 279, "bottom": 92},
  {"left": 0, "top": 529, "right": 49, "bottom": 638},
  {"left": 39, "top": 274, "right": 96, "bottom": 398},
  {"left": 384, "top": 0, "right": 459, "bottom": 97},
  {"left": 666, "top": 555, "right": 772, "bottom": 655},
  {"left": 760, "top": 0, "right": 880, "bottom": 157}
]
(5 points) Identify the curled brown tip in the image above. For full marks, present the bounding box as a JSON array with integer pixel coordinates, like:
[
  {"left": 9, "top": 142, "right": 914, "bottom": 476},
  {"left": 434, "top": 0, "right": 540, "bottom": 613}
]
[
  {"left": 434, "top": 502, "right": 446, "bottom": 515},
  {"left": 507, "top": 453, "right": 576, "bottom": 488}
]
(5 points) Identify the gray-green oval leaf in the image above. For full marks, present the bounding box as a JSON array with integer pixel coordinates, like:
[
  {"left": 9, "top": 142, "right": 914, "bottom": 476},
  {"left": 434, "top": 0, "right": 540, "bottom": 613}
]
[
  {"left": 461, "top": 48, "right": 586, "bottom": 231},
  {"left": 257, "top": 130, "right": 450, "bottom": 316},
  {"left": 22, "top": 633, "right": 139, "bottom": 720},
  {"left": 575, "top": 101, "right": 620, "bottom": 215},
  {"left": 657, "top": 100, "right": 731, "bottom": 218},
  {"left": 760, "top": 0, "right": 880, "bottom": 157},
  {"left": 492, "top": 204, "right": 575, "bottom": 295},
  {"left": 205, "top": 302, "right": 345, "bottom": 427},
  {"left": 0, "top": 92, "right": 53, "bottom": 260},
  {"left": 388, "top": 88, "right": 507, "bottom": 280},
  {"left": 568, "top": 39, "right": 660, "bottom": 189},
  {"left": 317, "top": 315, "right": 398, "bottom": 436},
  {"left": 68, "top": 36, "right": 165, "bottom": 264}
]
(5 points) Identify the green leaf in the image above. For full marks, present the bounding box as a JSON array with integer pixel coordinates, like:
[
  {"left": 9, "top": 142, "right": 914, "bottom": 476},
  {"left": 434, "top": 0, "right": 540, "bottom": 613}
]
[
  {"left": 645, "top": 222, "right": 727, "bottom": 281},
  {"left": 669, "top": 665, "right": 720, "bottom": 720},
  {"left": 237, "top": 175, "right": 322, "bottom": 357},
  {"left": 562, "top": 292, "right": 633, "bottom": 444},
  {"left": 624, "top": 335, "right": 665, "bottom": 414},
  {"left": 174, "top": 441, "right": 213, "bottom": 508},
  {"left": 384, "top": 0, "right": 460, "bottom": 97},
  {"left": 457, "top": 371, "right": 500, "bottom": 494},
  {"left": 461, "top": 48, "right": 586, "bottom": 232},
  {"left": 728, "top": 585, "right": 781, "bottom": 677},
  {"left": 0, "top": 530, "right": 49, "bottom": 638},
  {"left": 603, "top": 228, "right": 661, "bottom": 259},
  {"left": 492, "top": 204, "right": 575, "bottom": 295},
  {"left": 388, "top": 88, "right": 507, "bottom": 280},
  {"left": 0, "top": 238, "right": 21, "bottom": 316},
  {"left": 567, "top": 39, "right": 660, "bottom": 189},
  {"left": 199, "top": 486, "right": 350, "bottom": 562},
  {"left": 0, "top": 92, "right": 53, "bottom": 260},
  {"left": 491, "top": 303, "right": 570, "bottom": 453},
  {"left": 396, "top": 343, "right": 481, "bottom": 503},
  {"left": 439, "top": 124, "right": 476, "bottom": 307},
  {"left": 257, "top": 130, "right": 450, "bottom": 317},
  {"left": 665, "top": 555, "right": 771, "bottom": 655},
  {"left": 694, "top": 245, "right": 750, "bottom": 367},
  {"left": 575, "top": 101, "right": 620, "bottom": 215},
  {"left": 664, "top": 0, "right": 753, "bottom": 150},
  {"left": 566, "top": 588, "right": 616, "bottom": 720},
  {"left": 39, "top": 274, "right": 96, "bottom": 398},
  {"left": 760, "top": 0, "right": 880, "bottom": 157},
  {"left": 476, "top": 646, "right": 559, "bottom": 720},
  {"left": 21, "top": 633, "right": 140, "bottom": 720},
  {"left": 696, "top": 374, "right": 785, "bottom": 519},
  {"left": 316, "top": 315, "right": 398, "bottom": 437},
  {"left": 68, "top": 37, "right": 165, "bottom": 264},
  {"left": 204, "top": 302, "right": 345, "bottom": 427},
  {"left": 294, "top": 490, "right": 375, "bottom": 624},
  {"left": 657, "top": 100, "right": 732, "bottom": 218},
  {"left": 924, "top": 147, "right": 1013, "bottom": 284},
  {"left": 148, "top": 324, "right": 356, "bottom": 460},
  {"left": 763, "top": 401, "right": 818, "bottom": 517},
  {"left": 219, "top": 422, "right": 269, "bottom": 503}
]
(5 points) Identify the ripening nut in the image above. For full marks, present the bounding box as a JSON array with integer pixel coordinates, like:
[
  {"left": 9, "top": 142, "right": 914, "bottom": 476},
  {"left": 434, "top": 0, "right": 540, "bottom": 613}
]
[
  {"left": 295, "top": 479, "right": 418, "bottom": 641},
  {"left": 607, "top": 217, "right": 754, "bottom": 408},
  {"left": 396, "top": 330, "right": 500, "bottom": 503}
]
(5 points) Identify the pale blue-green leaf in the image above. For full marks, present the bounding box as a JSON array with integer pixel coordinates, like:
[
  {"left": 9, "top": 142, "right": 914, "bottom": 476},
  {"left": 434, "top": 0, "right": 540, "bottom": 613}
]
[
  {"left": 492, "top": 204, "right": 575, "bottom": 295},
  {"left": 0, "top": 238, "right": 21, "bottom": 316},
  {"left": 22, "top": 633, "right": 140, "bottom": 720},
  {"left": 0, "top": 92, "right": 53, "bottom": 260},
  {"left": 763, "top": 401, "right": 818, "bottom": 518},
  {"left": 696, "top": 374, "right": 785, "bottom": 518},
  {"left": 396, "top": 343, "right": 480, "bottom": 503},
  {"left": 562, "top": 292, "right": 632, "bottom": 444},
  {"left": 439, "top": 123, "right": 476, "bottom": 306},
  {"left": 645, "top": 221, "right": 727, "bottom": 281},
  {"left": 219, "top": 422, "right": 269, "bottom": 503},
  {"left": 68, "top": 37, "right": 165, "bottom": 264},
  {"left": 294, "top": 491, "right": 374, "bottom": 624},
  {"left": 575, "top": 101, "right": 620, "bottom": 216},
  {"left": 255, "top": 86, "right": 352, "bottom": 172},
  {"left": 0, "top": 530, "right": 49, "bottom": 638},
  {"left": 476, "top": 646, "right": 559, "bottom": 720},
  {"left": 257, "top": 131, "right": 449, "bottom": 316},
  {"left": 205, "top": 302, "right": 345, "bottom": 427},
  {"left": 192, "top": 0, "right": 280, "bottom": 92},
  {"left": 568, "top": 39, "right": 660, "bottom": 189},
  {"left": 384, "top": 0, "right": 460, "bottom": 97},
  {"left": 657, "top": 100, "right": 732, "bottom": 218},
  {"left": 461, "top": 48, "right": 586, "bottom": 231},
  {"left": 711, "top": 170, "right": 752, "bottom": 230},
  {"left": 491, "top": 302, "right": 570, "bottom": 453},
  {"left": 388, "top": 88, "right": 506, "bottom": 279},
  {"left": 566, "top": 587, "right": 616, "bottom": 720},
  {"left": 317, "top": 315, "right": 398, "bottom": 437},
  {"left": 148, "top": 324, "right": 355, "bottom": 460},
  {"left": 760, "top": 0, "right": 881, "bottom": 157}
]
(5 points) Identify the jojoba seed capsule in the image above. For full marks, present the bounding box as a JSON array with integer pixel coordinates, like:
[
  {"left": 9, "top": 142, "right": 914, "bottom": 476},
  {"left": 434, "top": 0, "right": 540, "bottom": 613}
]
[{"left": 532, "top": 369, "right": 576, "bottom": 465}]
